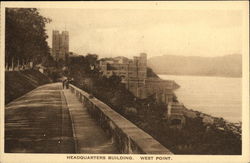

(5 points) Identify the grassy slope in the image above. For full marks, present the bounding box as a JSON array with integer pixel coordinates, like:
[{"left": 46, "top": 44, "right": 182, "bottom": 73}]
[{"left": 5, "top": 69, "right": 51, "bottom": 104}]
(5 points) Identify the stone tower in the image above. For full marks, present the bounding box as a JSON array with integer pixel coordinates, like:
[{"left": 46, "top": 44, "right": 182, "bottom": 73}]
[{"left": 52, "top": 30, "right": 69, "bottom": 61}]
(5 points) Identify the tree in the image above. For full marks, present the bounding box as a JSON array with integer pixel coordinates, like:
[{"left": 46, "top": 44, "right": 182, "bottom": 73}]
[
  {"left": 5, "top": 8, "right": 51, "bottom": 67},
  {"left": 85, "top": 54, "right": 98, "bottom": 66},
  {"left": 42, "top": 55, "right": 57, "bottom": 67}
]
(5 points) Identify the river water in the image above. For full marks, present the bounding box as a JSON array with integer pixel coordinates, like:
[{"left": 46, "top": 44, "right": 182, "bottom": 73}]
[{"left": 159, "top": 75, "right": 242, "bottom": 123}]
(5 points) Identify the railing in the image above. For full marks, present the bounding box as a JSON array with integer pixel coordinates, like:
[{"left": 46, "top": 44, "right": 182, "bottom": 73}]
[{"left": 69, "top": 84, "right": 173, "bottom": 154}]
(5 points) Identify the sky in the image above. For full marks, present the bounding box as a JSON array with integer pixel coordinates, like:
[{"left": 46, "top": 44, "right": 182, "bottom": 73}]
[{"left": 39, "top": 4, "right": 244, "bottom": 59}]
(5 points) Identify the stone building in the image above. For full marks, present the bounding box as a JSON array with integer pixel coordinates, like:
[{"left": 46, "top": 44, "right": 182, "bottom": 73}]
[
  {"left": 52, "top": 30, "right": 69, "bottom": 61},
  {"left": 99, "top": 53, "right": 178, "bottom": 104},
  {"left": 166, "top": 102, "right": 186, "bottom": 128},
  {"left": 100, "top": 53, "right": 185, "bottom": 126}
]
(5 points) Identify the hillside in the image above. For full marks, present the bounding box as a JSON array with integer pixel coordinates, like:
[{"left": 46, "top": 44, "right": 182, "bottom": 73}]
[
  {"left": 148, "top": 54, "right": 242, "bottom": 77},
  {"left": 5, "top": 70, "right": 51, "bottom": 104},
  {"left": 67, "top": 57, "right": 241, "bottom": 154}
]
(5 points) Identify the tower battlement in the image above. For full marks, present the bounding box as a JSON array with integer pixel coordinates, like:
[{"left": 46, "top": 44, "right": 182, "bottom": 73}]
[{"left": 52, "top": 30, "right": 69, "bottom": 61}]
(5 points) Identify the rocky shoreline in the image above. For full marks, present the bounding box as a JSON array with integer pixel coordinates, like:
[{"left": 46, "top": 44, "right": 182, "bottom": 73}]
[{"left": 183, "top": 106, "right": 242, "bottom": 138}]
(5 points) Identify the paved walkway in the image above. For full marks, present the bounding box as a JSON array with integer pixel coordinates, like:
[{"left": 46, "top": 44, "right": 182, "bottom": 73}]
[
  {"left": 63, "top": 89, "right": 118, "bottom": 153},
  {"left": 5, "top": 83, "right": 118, "bottom": 153},
  {"left": 5, "top": 83, "right": 75, "bottom": 153}
]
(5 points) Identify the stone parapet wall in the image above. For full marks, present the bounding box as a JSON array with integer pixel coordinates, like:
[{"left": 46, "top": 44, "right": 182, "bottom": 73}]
[{"left": 69, "top": 84, "right": 173, "bottom": 154}]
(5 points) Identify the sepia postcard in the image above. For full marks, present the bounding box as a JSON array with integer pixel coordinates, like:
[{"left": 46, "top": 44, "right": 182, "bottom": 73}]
[{"left": 0, "top": 1, "right": 249, "bottom": 163}]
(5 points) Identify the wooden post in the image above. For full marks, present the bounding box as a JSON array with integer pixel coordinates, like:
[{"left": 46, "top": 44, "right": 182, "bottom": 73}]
[
  {"left": 11, "top": 57, "right": 14, "bottom": 71},
  {"left": 21, "top": 59, "right": 24, "bottom": 70},
  {"left": 17, "top": 58, "right": 19, "bottom": 71},
  {"left": 5, "top": 62, "right": 8, "bottom": 71}
]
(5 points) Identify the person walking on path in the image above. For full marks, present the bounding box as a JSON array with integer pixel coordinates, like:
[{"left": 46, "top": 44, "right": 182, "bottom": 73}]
[
  {"left": 62, "top": 79, "right": 65, "bottom": 89},
  {"left": 62, "top": 77, "right": 67, "bottom": 89},
  {"left": 65, "top": 79, "right": 69, "bottom": 89}
]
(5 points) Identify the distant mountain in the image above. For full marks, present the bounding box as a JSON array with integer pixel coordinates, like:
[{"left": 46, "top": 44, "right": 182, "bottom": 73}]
[{"left": 148, "top": 54, "right": 242, "bottom": 77}]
